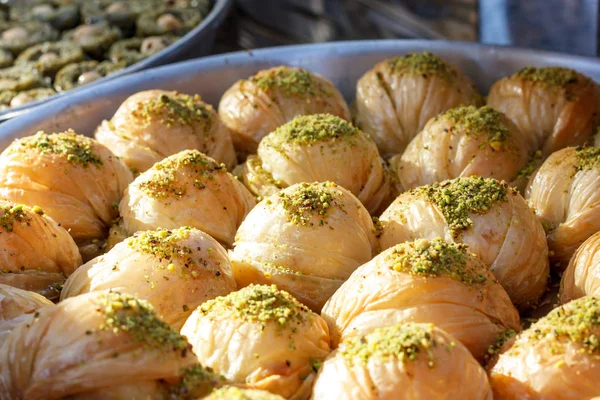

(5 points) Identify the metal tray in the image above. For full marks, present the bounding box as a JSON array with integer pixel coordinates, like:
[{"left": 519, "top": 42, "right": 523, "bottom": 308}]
[
  {"left": 1, "top": 39, "right": 600, "bottom": 149},
  {"left": 0, "top": 0, "right": 233, "bottom": 122}
]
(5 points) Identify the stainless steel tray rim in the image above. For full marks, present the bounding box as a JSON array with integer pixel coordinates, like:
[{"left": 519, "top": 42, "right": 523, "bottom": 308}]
[
  {"left": 0, "top": 0, "right": 233, "bottom": 121},
  {"left": 2, "top": 38, "right": 600, "bottom": 149}
]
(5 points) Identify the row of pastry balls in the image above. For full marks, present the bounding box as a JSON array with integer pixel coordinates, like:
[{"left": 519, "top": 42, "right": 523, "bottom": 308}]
[{"left": 2, "top": 235, "right": 600, "bottom": 399}]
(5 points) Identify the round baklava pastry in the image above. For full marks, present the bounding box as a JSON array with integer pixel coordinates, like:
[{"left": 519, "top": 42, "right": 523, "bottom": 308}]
[
  {"left": 180, "top": 284, "right": 331, "bottom": 400},
  {"left": 0, "top": 64, "right": 47, "bottom": 92},
  {"left": 0, "top": 130, "right": 133, "bottom": 261},
  {"left": 203, "top": 386, "right": 286, "bottom": 400},
  {"left": 526, "top": 146, "right": 600, "bottom": 270},
  {"left": 379, "top": 176, "right": 549, "bottom": 311},
  {"left": 61, "top": 227, "right": 237, "bottom": 329},
  {"left": 229, "top": 181, "right": 377, "bottom": 312},
  {"left": 488, "top": 296, "right": 600, "bottom": 400},
  {"left": 390, "top": 105, "right": 529, "bottom": 191},
  {"left": 108, "top": 35, "right": 177, "bottom": 65},
  {"left": 16, "top": 41, "right": 85, "bottom": 77},
  {"left": 111, "top": 150, "right": 255, "bottom": 249},
  {"left": 219, "top": 65, "right": 351, "bottom": 154},
  {"left": 95, "top": 89, "right": 237, "bottom": 173},
  {"left": 488, "top": 66, "right": 600, "bottom": 157},
  {"left": 0, "top": 290, "right": 206, "bottom": 400},
  {"left": 10, "top": 0, "right": 80, "bottom": 31},
  {"left": 560, "top": 231, "right": 600, "bottom": 303},
  {"left": 0, "top": 201, "right": 81, "bottom": 299},
  {"left": 0, "top": 284, "right": 53, "bottom": 348},
  {"left": 54, "top": 60, "right": 125, "bottom": 91},
  {"left": 312, "top": 322, "right": 493, "bottom": 400},
  {"left": 354, "top": 52, "right": 483, "bottom": 158},
  {"left": 0, "top": 21, "right": 58, "bottom": 55},
  {"left": 136, "top": 7, "right": 203, "bottom": 37},
  {"left": 322, "top": 238, "right": 520, "bottom": 360},
  {"left": 62, "top": 21, "right": 121, "bottom": 59},
  {"left": 242, "top": 114, "right": 391, "bottom": 213}
]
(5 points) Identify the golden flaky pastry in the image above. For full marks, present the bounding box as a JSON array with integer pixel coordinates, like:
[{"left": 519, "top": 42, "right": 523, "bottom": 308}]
[
  {"left": 0, "top": 201, "right": 81, "bottom": 300},
  {"left": 488, "top": 296, "right": 600, "bottom": 400},
  {"left": 526, "top": 146, "right": 600, "bottom": 270},
  {"left": 95, "top": 90, "right": 237, "bottom": 173},
  {"left": 0, "top": 284, "right": 52, "bottom": 349},
  {"left": 61, "top": 227, "right": 236, "bottom": 330},
  {"left": 0, "top": 290, "right": 217, "bottom": 400},
  {"left": 203, "top": 386, "right": 286, "bottom": 400},
  {"left": 181, "top": 284, "right": 331, "bottom": 400},
  {"left": 487, "top": 66, "right": 600, "bottom": 157},
  {"left": 321, "top": 238, "right": 520, "bottom": 360},
  {"left": 110, "top": 150, "right": 255, "bottom": 249},
  {"left": 560, "top": 231, "right": 600, "bottom": 303},
  {"left": 242, "top": 114, "right": 391, "bottom": 214},
  {"left": 218, "top": 66, "right": 351, "bottom": 154},
  {"left": 311, "top": 323, "right": 492, "bottom": 400},
  {"left": 391, "top": 105, "right": 528, "bottom": 191},
  {"left": 229, "top": 182, "right": 377, "bottom": 312},
  {"left": 0, "top": 130, "right": 133, "bottom": 261},
  {"left": 354, "top": 52, "right": 483, "bottom": 158},
  {"left": 380, "top": 176, "right": 549, "bottom": 311}
]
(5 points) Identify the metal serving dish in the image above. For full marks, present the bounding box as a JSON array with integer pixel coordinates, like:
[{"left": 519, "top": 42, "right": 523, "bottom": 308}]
[
  {"left": 0, "top": 0, "right": 232, "bottom": 122},
  {"left": 1, "top": 39, "right": 600, "bottom": 148}
]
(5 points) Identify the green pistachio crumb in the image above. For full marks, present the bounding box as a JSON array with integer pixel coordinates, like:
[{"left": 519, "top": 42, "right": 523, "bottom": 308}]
[
  {"left": 139, "top": 150, "right": 226, "bottom": 199},
  {"left": 249, "top": 66, "right": 331, "bottom": 98},
  {"left": 442, "top": 105, "right": 510, "bottom": 149},
  {"left": 278, "top": 182, "right": 341, "bottom": 227},
  {"left": 527, "top": 296, "right": 600, "bottom": 354},
  {"left": 19, "top": 130, "right": 103, "bottom": 168},
  {"left": 575, "top": 146, "right": 600, "bottom": 172},
  {"left": 516, "top": 150, "right": 543, "bottom": 179},
  {"left": 128, "top": 227, "right": 195, "bottom": 263},
  {"left": 485, "top": 328, "right": 517, "bottom": 361},
  {"left": 198, "top": 284, "right": 310, "bottom": 331},
  {"left": 413, "top": 176, "right": 512, "bottom": 238},
  {"left": 341, "top": 323, "right": 440, "bottom": 367},
  {"left": 0, "top": 204, "right": 31, "bottom": 233},
  {"left": 97, "top": 291, "right": 189, "bottom": 352},
  {"left": 247, "top": 156, "right": 284, "bottom": 188},
  {"left": 168, "top": 364, "right": 225, "bottom": 399},
  {"left": 387, "top": 238, "right": 488, "bottom": 285},
  {"left": 387, "top": 52, "right": 456, "bottom": 82},
  {"left": 516, "top": 66, "right": 579, "bottom": 87},
  {"left": 132, "top": 92, "right": 213, "bottom": 129},
  {"left": 270, "top": 114, "right": 360, "bottom": 145}
]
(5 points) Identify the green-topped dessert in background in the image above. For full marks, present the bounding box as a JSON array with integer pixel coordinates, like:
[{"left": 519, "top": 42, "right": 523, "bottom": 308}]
[
  {"left": 136, "top": 7, "right": 203, "bottom": 37},
  {"left": 0, "top": 21, "right": 58, "bottom": 55},
  {"left": 108, "top": 35, "right": 177, "bottom": 65},
  {"left": 16, "top": 40, "right": 84, "bottom": 77},
  {"left": 54, "top": 60, "right": 125, "bottom": 91},
  {"left": 62, "top": 21, "right": 121, "bottom": 59}
]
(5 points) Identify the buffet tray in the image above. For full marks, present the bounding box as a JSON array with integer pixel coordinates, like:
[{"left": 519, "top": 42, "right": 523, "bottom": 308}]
[
  {"left": 1, "top": 39, "right": 600, "bottom": 148},
  {"left": 0, "top": 0, "right": 233, "bottom": 122}
]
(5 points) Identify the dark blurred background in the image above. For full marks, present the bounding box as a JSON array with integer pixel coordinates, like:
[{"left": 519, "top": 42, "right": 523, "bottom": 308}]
[{"left": 213, "top": 0, "right": 599, "bottom": 56}]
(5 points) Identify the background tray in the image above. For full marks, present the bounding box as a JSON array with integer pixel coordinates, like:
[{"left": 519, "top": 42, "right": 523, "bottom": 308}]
[
  {"left": 0, "top": 0, "right": 233, "bottom": 121},
  {"left": 1, "top": 39, "right": 599, "bottom": 148}
]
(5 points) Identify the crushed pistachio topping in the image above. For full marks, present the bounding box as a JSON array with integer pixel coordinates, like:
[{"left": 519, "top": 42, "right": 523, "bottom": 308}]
[
  {"left": 341, "top": 323, "right": 440, "bottom": 367},
  {"left": 517, "top": 150, "right": 543, "bottom": 179},
  {"left": 526, "top": 297, "right": 600, "bottom": 354},
  {"left": 388, "top": 52, "right": 456, "bottom": 82},
  {"left": 387, "top": 238, "right": 487, "bottom": 285},
  {"left": 132, "top": 92, "right": 213, "bottom": 129},
  {"left": 442, "top": 106, "right": 510, "bottom": 150},
  {"left": 246, "top": 156, "right": 284, "bottom": 188},
  {"left": 205, "top": 387, "right": 284, "bottom": 400},
  {"left": 278, "top": 182, "right": 340, "bottom": 227},
  {"left": 19, "top": 130, "right": 103, "bottom": 168},
  {"left": 168, "top": 365, "right": 225, "bottom": 399},
  {"left": 413, "top": 176, "right": 511, "bottom": 238},
  {"left": 485, "top": 328, "right": 517, "bottom": 360},
  {"left": 0, "top": 204, "right": 31, "bottom": 232},
  {"left": 249, "top": 66, "right": 330, "bottom": 97},
  {"left": 270, "top": 114, "right": 360, "bottom": 145},
  {"left": 128, "top": 227, "right": 195, "bottom": 262},
  {"left": 575, "top": 146, "right": 600, "bottom": 172},
  {"left": 198, "top": 284, "right": 310, "bottom": 330},
  {"left": 139, "top": 150, "right": 226, "bottom": 199},
  {"left": 97, "top": 291, "right": 188, "bottom": 352},
  {"left": 516, "top": 66, "right": 579, "bottom": 87}
]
